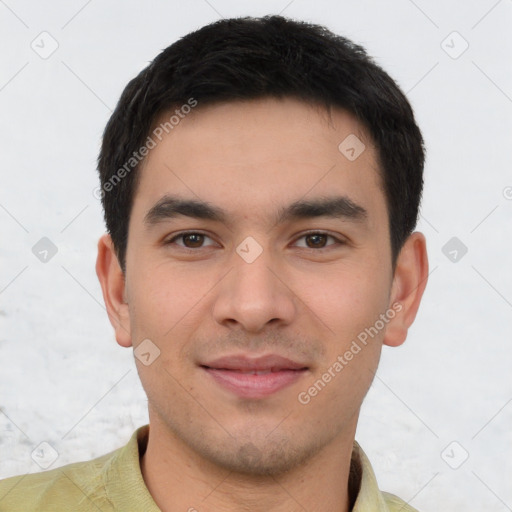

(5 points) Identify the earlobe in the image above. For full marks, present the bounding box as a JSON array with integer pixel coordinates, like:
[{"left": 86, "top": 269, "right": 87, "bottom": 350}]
[
  {"left": 95, "top": 234, "right": 132, "bottom": 347},
  {"left": 383, "top": 232, "right": 429, "bottom": 347}
]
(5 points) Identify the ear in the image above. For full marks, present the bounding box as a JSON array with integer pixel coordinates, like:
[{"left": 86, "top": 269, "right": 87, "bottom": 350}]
[
  {"left": 95, "top": 233, "right": 132, "bottom": 347},
  {"left": 383, "top": 231, "right": 429, "bottom": 347}
]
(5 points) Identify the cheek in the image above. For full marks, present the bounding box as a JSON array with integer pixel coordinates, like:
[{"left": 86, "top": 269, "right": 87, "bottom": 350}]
[
  {"left": 297, "top": 264, "right": 390, "bottom": 340},
  {"left": 129, "top": 261, "right": 204, "bottom": 336},
  {"left": 299, "top": 269, "right": 387, "bottom": 411}
]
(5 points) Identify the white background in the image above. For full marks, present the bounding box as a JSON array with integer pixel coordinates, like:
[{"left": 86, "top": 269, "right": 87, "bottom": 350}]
[{"left": 1, "top": 1, "right": 511, "bottom": 510}]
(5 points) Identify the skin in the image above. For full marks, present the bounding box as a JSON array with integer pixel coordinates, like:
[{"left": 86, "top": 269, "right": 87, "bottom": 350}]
[{"left": 96, "top": 97, "right": 428, "bottom": 512}]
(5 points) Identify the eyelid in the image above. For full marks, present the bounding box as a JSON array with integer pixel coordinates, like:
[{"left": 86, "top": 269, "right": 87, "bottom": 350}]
[{"left": 164, "top": 230, "right": 347, "bottom": 251}]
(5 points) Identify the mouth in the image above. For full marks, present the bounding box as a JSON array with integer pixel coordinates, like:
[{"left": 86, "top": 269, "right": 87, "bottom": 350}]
[{"left": 199, "top": 353, "right": 309, "bottom": 399}]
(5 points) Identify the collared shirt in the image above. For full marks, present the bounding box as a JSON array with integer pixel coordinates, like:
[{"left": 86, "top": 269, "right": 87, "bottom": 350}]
[{"left": 0, "top": 424, "right": 418, "bottom": 511}]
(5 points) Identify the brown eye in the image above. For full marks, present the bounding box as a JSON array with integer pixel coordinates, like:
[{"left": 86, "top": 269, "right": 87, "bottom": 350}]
[
  {"left": 305, "top": 233, "right": 328, "bottom": 248},
  {"left": 166, "top": 232, "right": 216, "bottom": 249},
  {"left": 294, "top": 231, "right": 344, "bottom": 250},
  {"left": 181, "top": 233, "right": 205, "bottom": 248}
]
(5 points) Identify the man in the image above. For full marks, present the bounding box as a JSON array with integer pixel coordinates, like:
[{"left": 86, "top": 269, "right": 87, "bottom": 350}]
[{"left": 0, "top": 14, "right": 428, "bottom": 511}]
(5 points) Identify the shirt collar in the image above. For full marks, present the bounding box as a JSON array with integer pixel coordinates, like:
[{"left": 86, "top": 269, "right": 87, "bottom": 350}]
[
  {"left": 101, "top": 424, "right": 159, "bottom": 511},
  {"left": 351, "top": 440, "right": 395, "bottom": 511}
]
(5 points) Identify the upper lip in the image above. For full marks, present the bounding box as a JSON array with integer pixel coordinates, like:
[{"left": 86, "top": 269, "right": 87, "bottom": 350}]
[{"left": 201, "top": 354, "right": 309, "bottom": 372}]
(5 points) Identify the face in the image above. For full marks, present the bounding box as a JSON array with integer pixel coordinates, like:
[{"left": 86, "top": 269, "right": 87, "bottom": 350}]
[{"left": 108, "top": 97, "right": 411, "bottom": 476}]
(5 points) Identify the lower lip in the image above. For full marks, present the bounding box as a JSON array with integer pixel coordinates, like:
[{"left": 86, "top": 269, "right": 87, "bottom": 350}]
[{"left": 203, "top": 367, "right": 307, "bottom": 399}]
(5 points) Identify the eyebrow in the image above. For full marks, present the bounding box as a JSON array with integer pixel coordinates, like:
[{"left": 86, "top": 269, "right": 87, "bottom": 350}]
[{"left": 143, "top": 194, "right": 368, "bottom": 228}]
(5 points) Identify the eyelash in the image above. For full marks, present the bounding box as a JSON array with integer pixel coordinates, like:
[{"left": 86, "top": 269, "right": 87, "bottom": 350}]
[{"left": 164, "top": 231, "right": 346, "bottom": 252}]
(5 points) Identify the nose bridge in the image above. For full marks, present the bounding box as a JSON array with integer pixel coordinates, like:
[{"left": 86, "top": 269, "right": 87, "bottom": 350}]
[
  {"left": 212, "top": 236, "right": 296, "bottom": 331},
  {"left": 234, "top": 237, "right": 276, "bottom": 291}
]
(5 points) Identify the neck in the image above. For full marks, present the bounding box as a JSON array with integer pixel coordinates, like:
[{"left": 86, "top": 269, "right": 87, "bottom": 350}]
[{"left": 140, "top": 417, "right": 357, "bottom": 512}]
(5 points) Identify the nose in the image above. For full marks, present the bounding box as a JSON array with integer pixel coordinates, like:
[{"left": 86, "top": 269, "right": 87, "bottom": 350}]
[{"left": 211, "top": 241, "right": 297, "bottom": 333}]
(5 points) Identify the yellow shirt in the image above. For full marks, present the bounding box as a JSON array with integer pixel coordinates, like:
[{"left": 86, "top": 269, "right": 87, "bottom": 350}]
[{"left": 0, "top": 424, "right": 418, "bottom": 511}]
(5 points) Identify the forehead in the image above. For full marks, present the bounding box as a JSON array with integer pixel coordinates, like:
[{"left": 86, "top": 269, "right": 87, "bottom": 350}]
[{"left": 132, "top": 97, "right": 385, "bottom": 228}]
